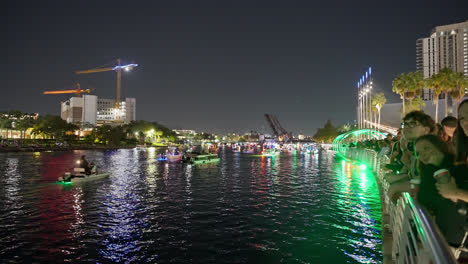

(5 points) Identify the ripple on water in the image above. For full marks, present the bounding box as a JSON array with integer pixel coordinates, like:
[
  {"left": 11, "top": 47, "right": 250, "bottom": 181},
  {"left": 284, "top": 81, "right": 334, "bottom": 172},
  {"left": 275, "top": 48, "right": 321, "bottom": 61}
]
[{"left": 0, "top": 150, "right": 382, "bottom": 263}]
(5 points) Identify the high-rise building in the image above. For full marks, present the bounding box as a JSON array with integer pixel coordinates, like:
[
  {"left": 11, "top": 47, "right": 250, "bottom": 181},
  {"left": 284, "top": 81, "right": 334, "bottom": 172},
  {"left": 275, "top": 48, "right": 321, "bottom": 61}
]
[
  {"left": 61, "top": 95, "right": 136, "bottom": 126},
  {"left": 416, "top": 20, "right": 468, "bottom": 100}
]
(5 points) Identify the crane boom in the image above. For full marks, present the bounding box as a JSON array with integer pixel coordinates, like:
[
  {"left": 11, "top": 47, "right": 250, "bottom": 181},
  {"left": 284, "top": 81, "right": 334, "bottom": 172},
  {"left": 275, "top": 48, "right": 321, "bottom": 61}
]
[
  {"left": 43, "top": 83, "right": 92, "bottom": 96},
  {"left": 76, "top": 67, "right": 113, "bottom": 75},
  {"left": 43, "top": 89, "right": 91, "bottom": 95}
]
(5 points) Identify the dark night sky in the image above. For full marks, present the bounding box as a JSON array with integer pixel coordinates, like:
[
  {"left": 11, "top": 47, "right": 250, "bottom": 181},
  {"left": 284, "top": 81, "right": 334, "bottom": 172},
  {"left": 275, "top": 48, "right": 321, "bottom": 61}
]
[{"left": 4, "top": 1, "right": 468, "bottom": 135}]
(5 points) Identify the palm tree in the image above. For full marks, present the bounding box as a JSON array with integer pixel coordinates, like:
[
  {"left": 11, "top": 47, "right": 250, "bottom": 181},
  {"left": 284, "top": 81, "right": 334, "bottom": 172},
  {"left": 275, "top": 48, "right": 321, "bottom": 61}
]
[
  {"left": 437, "top": 68, "right": 455, "bottom": 118},
  {"left": 392, "top": 73, "right": 409, "bottom": 117},
  {"left": 372, "top": 92, "right": 387, "bottom": 131},
  {"left": 449, "top": 71, "right": 468, "bottom": 117},
  {"left": 427, "top": 72, "right": 444, "bottom": 123},
  {"left": 405, "top": 73, "right": 416, "bottom": 106},
  {"left": 410, "top": 72, "right": 425, "bottom": 103},
  {"left": 405, "top": 97, "right": 426, "bottom": 112}
]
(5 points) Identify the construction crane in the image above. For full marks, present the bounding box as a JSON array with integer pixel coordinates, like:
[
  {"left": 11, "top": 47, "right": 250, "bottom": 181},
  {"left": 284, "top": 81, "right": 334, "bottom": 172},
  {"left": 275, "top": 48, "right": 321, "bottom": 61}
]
[
  {"left": 43, "top": 83, "right": 93, "bottom": 96},
  {"left": 75, "top": 58, "right": 138, "bottom": 118},
  {"left": 264, "top": 114, "right": 292, "bottom": 143}
]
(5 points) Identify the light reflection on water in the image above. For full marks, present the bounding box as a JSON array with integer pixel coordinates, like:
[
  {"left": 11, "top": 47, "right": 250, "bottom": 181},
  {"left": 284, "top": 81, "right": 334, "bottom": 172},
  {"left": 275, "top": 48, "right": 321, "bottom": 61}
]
[{"left": 0, "top": 149, "right": 382, "bottom": 263}]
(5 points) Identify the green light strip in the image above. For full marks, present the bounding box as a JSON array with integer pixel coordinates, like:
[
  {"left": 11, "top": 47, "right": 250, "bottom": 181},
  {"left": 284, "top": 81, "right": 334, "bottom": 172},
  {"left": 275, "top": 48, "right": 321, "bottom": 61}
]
[{"left": 332, "top": 129, "right": 386, "bottom": 158}]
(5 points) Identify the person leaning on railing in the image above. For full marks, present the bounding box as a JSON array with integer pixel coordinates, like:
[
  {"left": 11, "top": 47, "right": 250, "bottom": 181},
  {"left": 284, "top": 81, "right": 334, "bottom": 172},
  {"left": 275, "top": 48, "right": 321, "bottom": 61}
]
[
  {"left": 413, "top": 135, "right": 468, "bottom": 257},
  {"left": 432, "top": 99, "right": 468, "bottom": 259},
  {"left": 385, "top": 111, "right": 436, "bottom": 202},
  {"left": 437, "top": 99, "right": 468, "bottom": 204}
]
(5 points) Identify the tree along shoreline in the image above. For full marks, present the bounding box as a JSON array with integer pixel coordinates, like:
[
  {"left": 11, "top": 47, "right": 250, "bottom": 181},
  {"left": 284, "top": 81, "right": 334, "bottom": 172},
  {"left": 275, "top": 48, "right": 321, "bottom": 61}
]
[{"left": 0, "top": 144, "right": 141, "bottom": 153}]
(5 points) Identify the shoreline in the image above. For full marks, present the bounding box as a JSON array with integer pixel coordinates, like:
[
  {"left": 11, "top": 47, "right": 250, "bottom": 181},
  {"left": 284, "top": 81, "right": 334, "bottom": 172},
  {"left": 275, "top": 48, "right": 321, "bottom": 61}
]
[{"left": 0, "top": 145, "right": 140, "bottom": 153}]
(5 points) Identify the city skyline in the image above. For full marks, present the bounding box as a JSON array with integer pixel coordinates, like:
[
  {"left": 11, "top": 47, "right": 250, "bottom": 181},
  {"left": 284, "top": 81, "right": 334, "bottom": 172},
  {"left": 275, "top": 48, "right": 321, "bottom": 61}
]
[{"left": 4, "top": 0, "right": 468, "bottom": 134}]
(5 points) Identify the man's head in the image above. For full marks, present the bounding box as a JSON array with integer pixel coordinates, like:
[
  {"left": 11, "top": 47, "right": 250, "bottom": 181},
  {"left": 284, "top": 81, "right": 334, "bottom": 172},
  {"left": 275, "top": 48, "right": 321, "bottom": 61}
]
[
  {"left": 81, "top": 155, "right": 86, "bottom": 159},
  {"left": 441, "top": 116, "right": 457, "bottom": 137},
  {"left": 386, "top": 133, "right": 393, "bottom": 141},
  {"left": 402, "top": 111, "right": 435, "bottom": 141}
]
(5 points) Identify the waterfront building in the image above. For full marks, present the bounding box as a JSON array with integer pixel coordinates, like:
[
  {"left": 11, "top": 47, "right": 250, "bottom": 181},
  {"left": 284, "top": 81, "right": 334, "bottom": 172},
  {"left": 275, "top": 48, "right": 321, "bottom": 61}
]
[
  {"left": 173, "top": 129, "right": 196, "bottom": 139},
  {"left": 97, "top": 97, "right": 136, "bottom": 125},
  {"left": 61, "top": 95, "right": 136, "bottom": 127},
  {"left": 0, "top": 112, "right": 39, "bottom": 139},
  {"left": 173, "top": 129, "right": 197, "bottom": 143},
  {"left": 416, "top": 20, "right": 468, "bottom": 100}
]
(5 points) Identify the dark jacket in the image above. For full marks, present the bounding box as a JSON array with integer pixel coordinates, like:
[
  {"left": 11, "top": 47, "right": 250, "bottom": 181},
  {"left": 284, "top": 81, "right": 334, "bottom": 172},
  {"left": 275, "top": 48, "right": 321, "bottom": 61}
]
[{"left": 417, "top": 163, "right": 468, "bottom": 247}]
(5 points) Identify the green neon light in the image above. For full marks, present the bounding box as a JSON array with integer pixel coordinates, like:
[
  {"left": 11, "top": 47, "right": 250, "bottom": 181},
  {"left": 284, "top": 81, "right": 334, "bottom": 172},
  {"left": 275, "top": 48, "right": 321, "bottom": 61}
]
[
  {"left": 332, "top": 129, "right": 386, "bottom": 158},
  {"left": 56, "top": 181, "right": 73, "bottom": 185}
]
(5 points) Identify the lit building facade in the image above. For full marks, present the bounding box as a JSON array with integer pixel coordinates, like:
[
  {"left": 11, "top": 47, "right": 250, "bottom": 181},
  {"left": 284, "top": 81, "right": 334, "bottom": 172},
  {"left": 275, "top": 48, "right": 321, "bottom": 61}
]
[
  {"left": 61, "top": 95, "right": 136, "bottom": 126},
  {"left": 416, "top": 20, "right": 468, "bottom": 100}
]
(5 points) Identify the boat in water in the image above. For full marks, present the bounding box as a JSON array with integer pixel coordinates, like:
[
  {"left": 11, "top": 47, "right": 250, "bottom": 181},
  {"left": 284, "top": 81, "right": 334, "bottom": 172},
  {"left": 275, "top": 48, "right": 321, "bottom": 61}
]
[
  {"left": 181, "top": 152, "right": 220, "bottom": 165},
  {"left": 191, "top": 154, "right": 220, "bottom": 164},
  {"left": 301, "top": 144, "right": 318, "bottom": 154},
  {"left": 261, "top": 148, "right": 280, "bottom": 157},
  {"left": 156, "top": 147, "right": 182, "bottom": 161},
  {"left": 166, "top": 147, "right": 182, "bottom": 161},
  {"left": 57, "top": 167, "right": 110, "bottom": 184}
]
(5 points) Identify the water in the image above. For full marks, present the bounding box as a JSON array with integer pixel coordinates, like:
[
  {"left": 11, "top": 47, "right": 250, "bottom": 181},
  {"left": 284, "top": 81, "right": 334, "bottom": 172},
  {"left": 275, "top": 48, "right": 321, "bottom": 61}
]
[{"left": 0, "top": 148, "right": 382, "bottom": 263}]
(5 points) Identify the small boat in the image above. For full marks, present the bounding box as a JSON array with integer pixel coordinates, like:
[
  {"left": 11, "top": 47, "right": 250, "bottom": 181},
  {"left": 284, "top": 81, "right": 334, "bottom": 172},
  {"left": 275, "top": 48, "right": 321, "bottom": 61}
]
[
  {"left": 166, "top": 147, "right": 182, "bottom": 161},
  {"left": 57, "top": 168, "right": 110, "bottom": 183},
  {"left": 191, "top": 154, "right": 220, "bottom": 164},
  {"left": 242, "top": 149, "right": 254, "bottom": 154},
  {"left": 156, "top": 156, "right": 168, "bottom": 161},
  {"left": 302, "top": 144, "right": 318, "bottom": 154},
  {"left": 181, "top": 153, "right": 220, "bottom": 164},
  {"left": 167, "top": 154, "right": 181, "bottom": 161},
  {"left": 261, "top": 149, "right": 280, "bottom": 157}
]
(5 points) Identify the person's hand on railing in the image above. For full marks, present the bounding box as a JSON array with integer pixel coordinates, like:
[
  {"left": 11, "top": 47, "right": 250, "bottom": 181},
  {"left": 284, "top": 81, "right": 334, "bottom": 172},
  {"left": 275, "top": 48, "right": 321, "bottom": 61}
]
[{"left": 384, "top": 173, "right": 409, "bottom": 185}]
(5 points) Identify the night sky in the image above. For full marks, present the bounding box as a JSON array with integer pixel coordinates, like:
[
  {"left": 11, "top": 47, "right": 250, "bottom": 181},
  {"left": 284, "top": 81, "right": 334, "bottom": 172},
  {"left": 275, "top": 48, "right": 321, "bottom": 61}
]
[{"left": 4, "top": 1, "right": 468, "bottom": 135}]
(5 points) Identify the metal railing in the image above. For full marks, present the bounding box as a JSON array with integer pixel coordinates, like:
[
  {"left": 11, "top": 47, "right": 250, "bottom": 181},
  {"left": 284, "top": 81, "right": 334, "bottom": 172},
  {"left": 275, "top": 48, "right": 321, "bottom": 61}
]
[{"left": 345, "top": 148, "right": 458, "bottom": 264}]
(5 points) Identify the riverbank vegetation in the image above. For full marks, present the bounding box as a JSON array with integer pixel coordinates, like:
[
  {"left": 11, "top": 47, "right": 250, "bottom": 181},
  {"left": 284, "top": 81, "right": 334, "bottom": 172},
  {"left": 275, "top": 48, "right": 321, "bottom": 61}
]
[{"left": 0, "top": 112, "right": 178, "bottom": 150}]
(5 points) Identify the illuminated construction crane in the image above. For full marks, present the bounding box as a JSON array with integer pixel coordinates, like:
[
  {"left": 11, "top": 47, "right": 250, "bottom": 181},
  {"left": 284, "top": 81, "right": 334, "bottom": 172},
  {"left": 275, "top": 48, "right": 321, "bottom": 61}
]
[
  {"left": 75, "top": 59, "right": 137, "bottom": 119},
  {"left": 43, "top": 83, "right": 92, "bottom": 96}
]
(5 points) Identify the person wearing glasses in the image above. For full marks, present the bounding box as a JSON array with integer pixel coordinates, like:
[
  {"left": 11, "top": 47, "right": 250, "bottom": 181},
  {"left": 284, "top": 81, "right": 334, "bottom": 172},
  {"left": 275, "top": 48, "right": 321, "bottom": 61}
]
[{"left": 386, "top": 111, "right": 436, "bottom": 202}]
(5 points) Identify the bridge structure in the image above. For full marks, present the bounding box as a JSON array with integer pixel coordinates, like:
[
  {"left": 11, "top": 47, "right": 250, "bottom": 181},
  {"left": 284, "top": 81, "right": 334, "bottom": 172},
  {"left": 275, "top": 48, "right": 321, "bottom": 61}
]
[
  {"left": 332, "top": 129, "right": 386, "bottom": 159},
  {"left": 264, "top": 114, "right": 292, "bottom": 143}
]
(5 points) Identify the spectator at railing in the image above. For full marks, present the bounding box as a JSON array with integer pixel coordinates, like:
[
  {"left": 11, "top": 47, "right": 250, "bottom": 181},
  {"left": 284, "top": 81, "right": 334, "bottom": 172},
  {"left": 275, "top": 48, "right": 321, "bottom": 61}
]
[
  {"left": 439, "top": 104, "right": 468, "bottom": 258},
  {"left": 386, "top": 130, "right": 402, "bottom": 167},
  {"left": 441, "top": 116, "right": 458, "bottom": 148},
  {"left": 435, "top": 99, "right": 468, "bottom": 254},
  {"left": 414, "top": 134, "right": 454, "bottom": 213},
  {"left": 454, "top": 99, "right": 468, "bottom": 165},
  {"left": 385, "top": 111, "right": 436, "bottom": 202},
  {"left": 412, "top": 134, "right": 468, "bottom": 260}
]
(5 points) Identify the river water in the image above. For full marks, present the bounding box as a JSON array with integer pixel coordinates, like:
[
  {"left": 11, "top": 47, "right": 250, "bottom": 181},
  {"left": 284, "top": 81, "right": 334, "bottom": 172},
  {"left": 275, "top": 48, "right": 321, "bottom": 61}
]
[{"left": 0, "top": 148, "right": 382, "bottom": 263}]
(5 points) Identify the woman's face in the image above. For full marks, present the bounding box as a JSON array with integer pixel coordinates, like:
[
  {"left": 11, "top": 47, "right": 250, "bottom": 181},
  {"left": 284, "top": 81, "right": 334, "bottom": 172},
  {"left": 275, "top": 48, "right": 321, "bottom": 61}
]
[
  {"left": 415, "top": 140, "right": 444, "bottom": 166},
  {"left": 459, "top": 103, "right": 468, "bottom": 136}
]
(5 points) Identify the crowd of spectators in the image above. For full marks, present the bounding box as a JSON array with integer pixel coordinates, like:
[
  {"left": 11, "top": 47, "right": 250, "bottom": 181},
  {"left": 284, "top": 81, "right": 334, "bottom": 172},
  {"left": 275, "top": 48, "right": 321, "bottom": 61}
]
[{"left": 353, "top": 99, "right": 468, "bottom": 260}]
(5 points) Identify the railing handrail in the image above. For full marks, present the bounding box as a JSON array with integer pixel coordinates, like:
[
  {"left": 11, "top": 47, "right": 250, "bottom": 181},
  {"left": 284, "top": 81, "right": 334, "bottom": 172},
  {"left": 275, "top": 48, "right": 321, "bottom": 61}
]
[
  {"left": 344, "top": 147, "right": 458, "bottom": 263},
  {"left": 404, "top": 193, "right": 458, "bottom": 263}
]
